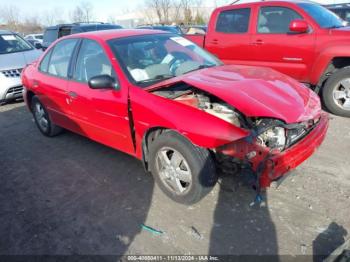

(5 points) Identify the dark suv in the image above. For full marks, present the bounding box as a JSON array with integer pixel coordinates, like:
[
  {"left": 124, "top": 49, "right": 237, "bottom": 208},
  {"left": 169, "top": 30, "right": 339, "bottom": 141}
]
[
  {"left": 42, "top": 22, "right": 122, "bottom": 50},
  {"left": 324, "top": 4, "right": 350, "bottom": 23}
]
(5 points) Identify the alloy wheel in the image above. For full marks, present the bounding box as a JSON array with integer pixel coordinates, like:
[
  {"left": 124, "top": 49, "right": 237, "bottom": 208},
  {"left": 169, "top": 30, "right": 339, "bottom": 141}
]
[
  {"left": 155, "top": 147, "right": 192, "bottom": 195},
  {"left": 333, "top": 78, "right": 350, "bottom": 110},
  {"left": 34, "top": 102, "right": 49, "bottom": 132}
]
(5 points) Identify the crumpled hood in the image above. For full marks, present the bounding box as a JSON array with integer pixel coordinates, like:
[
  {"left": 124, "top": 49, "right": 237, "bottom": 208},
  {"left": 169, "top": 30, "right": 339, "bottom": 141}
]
[
  {"left": 149, "top": 65, "right": 321, "bottom": 124},
  {"left": 0, "top": 49, "right": 42, "bottom": 71}
]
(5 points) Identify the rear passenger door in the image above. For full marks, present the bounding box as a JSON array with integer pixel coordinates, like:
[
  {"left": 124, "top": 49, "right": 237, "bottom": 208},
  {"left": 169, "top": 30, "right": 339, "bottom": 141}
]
[
  {"left": 36, "top": 38, "right": 78, "bottom": 128},
  {"left": 206, "top": 6, "right": 254, "bottom": 64},
  {"left": 251, "top": 5, "right": 316, "bottom": 81}
]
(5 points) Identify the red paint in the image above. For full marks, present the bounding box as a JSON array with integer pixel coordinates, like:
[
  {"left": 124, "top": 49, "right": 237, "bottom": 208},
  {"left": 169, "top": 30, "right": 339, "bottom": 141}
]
[
  {"left": 185, "top": 1, "right": 350, "bottom": 86},
  {"left": 22, "top": 29, "right": 329, "bottom": 189}
]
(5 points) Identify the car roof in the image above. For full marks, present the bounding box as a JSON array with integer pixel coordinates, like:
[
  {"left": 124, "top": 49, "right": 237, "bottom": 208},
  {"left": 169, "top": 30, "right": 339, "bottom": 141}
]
[
  {"left": 64, "top": 29, "right": 168, "bottom": 41},
  {"left": 228, "top": 0, "right": 315, "bottom": 8},
  {"left": 0, "top": 30, "right": 14, "bottom": 35},
  {"left": 45, "top": 23, "right": 119, "bottom": 30}
]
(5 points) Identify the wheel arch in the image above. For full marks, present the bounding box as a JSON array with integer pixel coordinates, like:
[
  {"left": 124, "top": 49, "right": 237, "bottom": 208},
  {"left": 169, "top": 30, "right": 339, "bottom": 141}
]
[{"left": 25, "top": 90, "right": 36, "bottom": 112}]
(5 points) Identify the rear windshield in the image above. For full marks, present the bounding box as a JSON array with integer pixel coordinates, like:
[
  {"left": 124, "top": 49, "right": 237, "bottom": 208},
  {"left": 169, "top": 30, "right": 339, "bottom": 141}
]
[
  {"left": 0, "top": 34, "right": 33, "bottom": 54},
  {"left": 43, "top": 29, "right": 58, "bottom": 43}
]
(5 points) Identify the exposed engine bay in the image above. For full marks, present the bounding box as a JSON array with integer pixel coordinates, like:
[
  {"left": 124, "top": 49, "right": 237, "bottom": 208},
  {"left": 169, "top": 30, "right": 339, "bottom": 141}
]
[
  {"left": 152, "top": 83, "right": 242, "bottom": 128},
  {"left": 152, "top": 82, "right": 316, "bottom": 152}
]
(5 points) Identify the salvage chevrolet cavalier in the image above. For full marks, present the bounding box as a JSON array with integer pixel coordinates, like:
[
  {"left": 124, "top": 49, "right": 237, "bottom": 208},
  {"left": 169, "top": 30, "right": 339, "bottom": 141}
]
[{"left": 22, "top": 30, "right": 329, "bottom": 204}]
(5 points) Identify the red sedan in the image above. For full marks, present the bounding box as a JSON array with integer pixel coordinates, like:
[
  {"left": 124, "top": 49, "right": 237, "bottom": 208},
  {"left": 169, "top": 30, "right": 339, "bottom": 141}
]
[{"left": 22, "top": 29, "right": 329, "bottom": 204}]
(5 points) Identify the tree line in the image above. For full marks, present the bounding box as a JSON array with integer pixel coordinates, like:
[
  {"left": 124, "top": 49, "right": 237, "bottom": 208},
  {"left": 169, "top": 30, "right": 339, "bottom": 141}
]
[{"left": 0, "top": 0, "right": 229, "bottom": 34}]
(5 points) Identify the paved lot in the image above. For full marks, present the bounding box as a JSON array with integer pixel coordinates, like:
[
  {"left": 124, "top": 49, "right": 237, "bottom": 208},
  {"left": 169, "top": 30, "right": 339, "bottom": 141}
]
[{"left": 1, "top": 101, "right": 350, "bottom": 259}]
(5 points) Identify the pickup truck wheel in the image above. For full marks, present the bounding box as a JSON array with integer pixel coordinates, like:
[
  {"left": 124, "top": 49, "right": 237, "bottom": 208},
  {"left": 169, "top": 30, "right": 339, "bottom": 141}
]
[
  {"left": 31, "top": 96, "right": 63, "bottom": 137},
  {"left": 322, "top": 67, "right": 350, "bottom": 117},
  {"left": 149, "top": 131, "right": 217, "bottom": 205}
]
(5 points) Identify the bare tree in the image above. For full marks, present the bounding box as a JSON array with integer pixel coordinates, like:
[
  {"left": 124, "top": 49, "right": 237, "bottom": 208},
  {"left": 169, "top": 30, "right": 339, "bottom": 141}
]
[
  {"left": 42, "top": 7, "right": 66, "bottom": 26},
  {"left": 70, "top": 1, "right": 94, "bottom": 23},
  {"left": 0, "top": 5, "right": 21, "bottom": 31},
  {"left": 80, "top": 1, "right": 94, "bottom": 22}
]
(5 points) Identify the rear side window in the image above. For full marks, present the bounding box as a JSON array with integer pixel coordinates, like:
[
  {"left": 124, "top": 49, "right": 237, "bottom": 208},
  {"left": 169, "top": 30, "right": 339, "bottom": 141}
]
[
  {"left": 73, "top": 39, "right": 113, "bottom": 83},
  {"left": 43, "top": 29, "right": 57, "bottom": 43},
  {"left": 258, "top": 6, "right": 302, "bottom": 33},
  {"left": 216, "top": 8, "right": 251, "bottom": 33},
  {"left": 48, "top": 39, "right": 78, "bottom": 78},
  {"left": 39, "top": 49, "right": 53, "bottom": 73}
]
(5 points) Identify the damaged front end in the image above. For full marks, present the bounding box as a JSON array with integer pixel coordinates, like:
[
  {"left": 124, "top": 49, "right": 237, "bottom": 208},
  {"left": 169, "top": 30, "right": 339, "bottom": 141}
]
[
  {"left": 152, "top": 81, "right": 329, "bottom": 193},
  {"left": 216, "top": 113, "right": 328, "bottom": 192}
]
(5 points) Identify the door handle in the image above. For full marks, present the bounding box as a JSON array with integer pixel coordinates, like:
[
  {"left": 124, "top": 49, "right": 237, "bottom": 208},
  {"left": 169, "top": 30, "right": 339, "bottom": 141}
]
[
  {"left": 210, "top": 39, "right": 219, "bottom": 45},
  {"left": 252, "top": 39, "right": 264, "bottom": 45},
  {"left": 67, "top": 91, "right": 78, "bottom": 99}
]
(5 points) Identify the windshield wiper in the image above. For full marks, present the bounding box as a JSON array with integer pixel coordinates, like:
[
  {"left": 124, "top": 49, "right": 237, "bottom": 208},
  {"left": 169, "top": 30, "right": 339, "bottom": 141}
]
[
  {"left": 183, "top": 64, "right": 216, "bottom": 75},
  {"left": 136, "top": 74, "right": 174, "bottom": 84}
]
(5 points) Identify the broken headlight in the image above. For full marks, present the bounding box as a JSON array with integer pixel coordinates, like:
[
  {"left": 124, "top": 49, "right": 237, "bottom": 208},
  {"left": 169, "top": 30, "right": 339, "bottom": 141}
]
[{"left": 256, "top": 126, "right": 286, "bottom": 151}]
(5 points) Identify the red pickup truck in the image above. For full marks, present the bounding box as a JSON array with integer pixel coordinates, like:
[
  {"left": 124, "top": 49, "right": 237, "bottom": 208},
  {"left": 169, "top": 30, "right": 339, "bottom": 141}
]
[{"left": 186, "top": 0, "right": 350, "bottom": 117}]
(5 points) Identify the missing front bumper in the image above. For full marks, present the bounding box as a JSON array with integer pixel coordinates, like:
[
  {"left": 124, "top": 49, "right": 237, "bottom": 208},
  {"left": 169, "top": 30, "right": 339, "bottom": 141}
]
[{"left": 216, "top": 112, "right": 329, "bottom": 189}]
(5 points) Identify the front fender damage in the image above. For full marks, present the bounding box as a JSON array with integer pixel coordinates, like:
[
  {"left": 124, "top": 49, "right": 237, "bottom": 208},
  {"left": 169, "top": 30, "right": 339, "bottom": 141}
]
[{"left": 148, "top": 82, "right": 329, "bottom": 198}]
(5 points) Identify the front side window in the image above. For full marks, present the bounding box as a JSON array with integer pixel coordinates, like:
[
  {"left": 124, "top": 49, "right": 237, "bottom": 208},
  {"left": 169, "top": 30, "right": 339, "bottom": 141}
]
[
  {"left": 0, "top": 34, "right": 33, "bottom": 54},
  {"left": 48, "top": 39, "right": 78, "bottom": 78},
  {"left": 73, "top": 39, "right": 113, "bottom": 82},
  {"left": 298, "top": 3, "right": 345, "bottom": 29},
  {"left": 216, "top": 8, "right": 251, "bottom": 33},
  {"left": 258, "top": 6, "right": 302, "bottom": 33},
  {"left": 108, "top": 34, "right": 221, "bottom": 87}
]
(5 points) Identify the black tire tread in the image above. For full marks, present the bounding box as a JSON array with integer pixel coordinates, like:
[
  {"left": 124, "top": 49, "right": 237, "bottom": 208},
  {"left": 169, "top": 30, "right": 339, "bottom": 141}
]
[{"left": 31, "top": 96, "right": 63, "bottom": 137}]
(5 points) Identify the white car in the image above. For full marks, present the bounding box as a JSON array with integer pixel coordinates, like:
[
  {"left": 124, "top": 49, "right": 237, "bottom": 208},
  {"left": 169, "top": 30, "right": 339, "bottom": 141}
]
[
  {"left": 25, "top": 34, "right": 43, "bottom": 44},
  {"left": 0, "top": 30, "right": 42, "bottom": 104}
]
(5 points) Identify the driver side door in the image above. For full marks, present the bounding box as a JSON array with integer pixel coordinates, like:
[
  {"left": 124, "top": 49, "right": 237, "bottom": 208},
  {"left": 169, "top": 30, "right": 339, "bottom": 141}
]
[
  {"left": 66, "top": 39, "right": 134, "bottom": 155},
  {"left": 251, "top": 5, "right": 316, "bottom": 81}
]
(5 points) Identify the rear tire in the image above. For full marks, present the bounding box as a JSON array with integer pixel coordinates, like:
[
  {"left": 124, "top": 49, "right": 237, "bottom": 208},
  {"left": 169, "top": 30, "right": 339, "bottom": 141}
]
[
  {"left": 31, "top": 96, "right": 63, "bottom": 137},
  {"left": 322, "top": 67, "right": 350, "bottom": 117},
  {"left": 149, "top": 130, "right": 217, "bottom": 205}
]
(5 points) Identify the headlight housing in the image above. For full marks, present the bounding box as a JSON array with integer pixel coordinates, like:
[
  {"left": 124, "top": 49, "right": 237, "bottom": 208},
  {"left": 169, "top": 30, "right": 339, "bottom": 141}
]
[{"left": 256, "top": 126, "right": 286, "bottom": 151}]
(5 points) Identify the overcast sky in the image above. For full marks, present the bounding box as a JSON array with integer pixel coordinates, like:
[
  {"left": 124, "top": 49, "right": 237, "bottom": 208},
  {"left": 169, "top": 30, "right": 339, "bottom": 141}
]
[{"left": 0, "top": 0, "right": 349, "bottom": 22}]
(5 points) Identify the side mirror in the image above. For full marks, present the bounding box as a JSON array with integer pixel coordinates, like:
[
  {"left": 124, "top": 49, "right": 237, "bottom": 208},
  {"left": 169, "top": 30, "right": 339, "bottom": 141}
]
[
  {"left": 289, "top": 19, "right": 309, "bottom": 33},
  {"left": 88, "top": 75, "right": 119, "bottom": 90},
  {"left": 34, "top": 42, "right": 42, "bottom": 49}
]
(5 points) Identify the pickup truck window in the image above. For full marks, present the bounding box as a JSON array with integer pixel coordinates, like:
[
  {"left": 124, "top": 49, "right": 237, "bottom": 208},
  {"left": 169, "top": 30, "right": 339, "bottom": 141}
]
[
  {"left": 298, "top": 3, "right": 345, "bottom": 29},
  {"left": 258, "top": 6, "right": 302, "bottom": 34},
  {"left": 216, "top": 8, "right": 250, "bottom": 33}
]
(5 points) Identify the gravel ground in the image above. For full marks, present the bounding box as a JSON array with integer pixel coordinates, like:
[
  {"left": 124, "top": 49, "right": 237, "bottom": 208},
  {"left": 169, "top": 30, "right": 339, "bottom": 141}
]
[{"left": 0, "top": 101, "right": 349, "bottom": 260}]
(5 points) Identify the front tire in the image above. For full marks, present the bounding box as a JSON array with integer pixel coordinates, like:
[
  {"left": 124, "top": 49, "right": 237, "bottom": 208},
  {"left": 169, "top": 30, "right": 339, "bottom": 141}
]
[
  {"left": 322, "top": 67, "right": 350, "bottom": 117},
  {"left": 149, "top": 131, "right": 217, "bottom": 205},
  {"left": 31, "top": 96, "right": 63, "bottom": 137}
]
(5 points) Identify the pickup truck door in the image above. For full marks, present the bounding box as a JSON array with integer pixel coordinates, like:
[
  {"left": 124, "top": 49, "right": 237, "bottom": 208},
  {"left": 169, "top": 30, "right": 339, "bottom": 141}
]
[
  {"left": 205, "top": 6, "right": 254, "bottom": 64},
  {"left": 66, "top": 39, "right": 134, "bottom": 155},
  {"left": 250, "top": 5, "right": 316, "bottom": 82}
]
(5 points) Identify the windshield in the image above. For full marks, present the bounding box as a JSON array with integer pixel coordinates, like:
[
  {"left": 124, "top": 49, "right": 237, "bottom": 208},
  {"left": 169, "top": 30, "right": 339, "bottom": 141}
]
[
  {"left": 0, "top": 34, "right": 33, "bottom": 55},
  {"left": 108, "top": 34, "right": 221, "bottom": 87},
  {"left": 298, "top": 3, "right": 345, "bottom": 28},
  {"left": 35, "top": 35, "right": 43, "bottom": 40}
]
